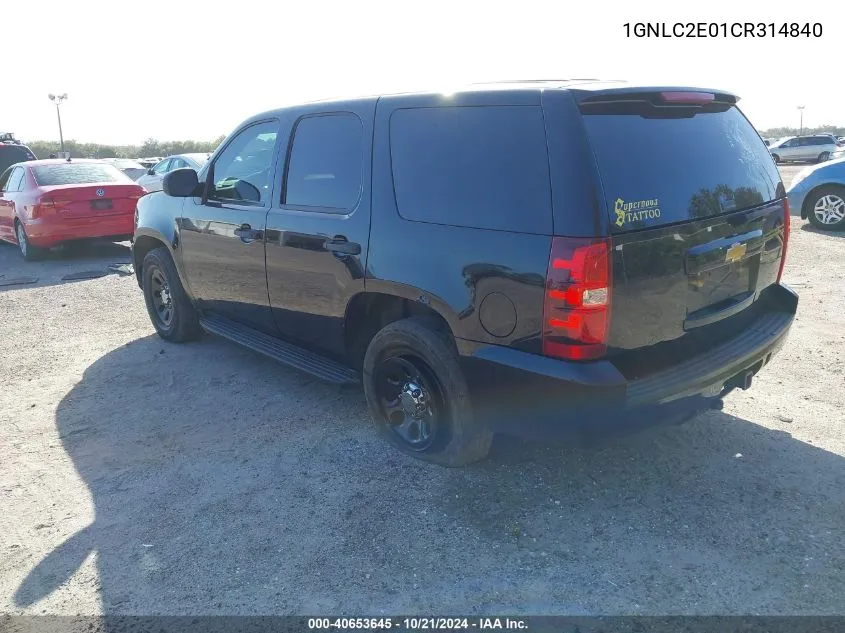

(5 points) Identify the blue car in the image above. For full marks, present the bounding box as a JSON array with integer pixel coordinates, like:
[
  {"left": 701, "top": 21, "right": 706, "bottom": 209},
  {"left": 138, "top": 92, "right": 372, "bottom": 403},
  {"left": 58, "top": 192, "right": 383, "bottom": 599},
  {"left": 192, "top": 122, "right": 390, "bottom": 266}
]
[{"left": 787, "top": 157, "right": 845, "bottom": 230}]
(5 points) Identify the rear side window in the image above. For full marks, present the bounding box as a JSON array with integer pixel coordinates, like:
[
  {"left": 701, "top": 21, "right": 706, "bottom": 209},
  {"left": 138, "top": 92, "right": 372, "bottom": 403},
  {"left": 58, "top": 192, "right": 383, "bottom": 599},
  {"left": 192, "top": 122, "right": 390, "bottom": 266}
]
[
  {"left": 390, "top": 106, "right": 552, "bottom": 233},
  {"left": 6, "top": 167, "right": 25, "bottom": 192},
  {"left": 284, "top": 114, "right": 363, "bottom": 211},
  {"left": 32, "top": 163, "right": 129, "bottom": 186},
  {"left": 582, "top": 106, "right": 781, "bottom": 232}
]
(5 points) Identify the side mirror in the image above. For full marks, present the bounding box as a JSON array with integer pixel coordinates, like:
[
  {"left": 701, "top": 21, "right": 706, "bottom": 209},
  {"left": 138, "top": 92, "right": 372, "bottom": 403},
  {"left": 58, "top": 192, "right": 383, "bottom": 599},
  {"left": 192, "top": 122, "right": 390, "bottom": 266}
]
[
  {"left": 147, "top": 167, "right": 155, "bottom": 175},
  {"left": 163, "top": 168, "right": 200, "bottom": 197}
]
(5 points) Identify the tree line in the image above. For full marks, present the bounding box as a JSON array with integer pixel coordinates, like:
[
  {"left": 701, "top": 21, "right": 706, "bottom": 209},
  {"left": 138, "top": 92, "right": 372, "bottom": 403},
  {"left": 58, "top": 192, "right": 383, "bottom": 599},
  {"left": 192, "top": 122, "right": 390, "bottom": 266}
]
[
  {"left": 758, "top": 125, "right": 845, "bottom": 139},
  {"left": 24, "top": 136, "right": 227, "bottom": 160},
  {"left": 21, "top": 124, "right": 845, "bottom": 161}
]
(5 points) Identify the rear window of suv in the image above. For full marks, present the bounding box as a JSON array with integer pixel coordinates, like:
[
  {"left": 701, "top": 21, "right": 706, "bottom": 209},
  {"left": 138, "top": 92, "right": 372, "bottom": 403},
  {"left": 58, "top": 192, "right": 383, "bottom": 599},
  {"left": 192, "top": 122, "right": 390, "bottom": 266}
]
[
  {"left": 581, "top": 106, "right": 781, "bottom": 232},
  {"left": 32, "top": 163, "right": 129, "bottom": 186},
  {"left": 390, "top": 106, "right": 552, "bottom": 234}
]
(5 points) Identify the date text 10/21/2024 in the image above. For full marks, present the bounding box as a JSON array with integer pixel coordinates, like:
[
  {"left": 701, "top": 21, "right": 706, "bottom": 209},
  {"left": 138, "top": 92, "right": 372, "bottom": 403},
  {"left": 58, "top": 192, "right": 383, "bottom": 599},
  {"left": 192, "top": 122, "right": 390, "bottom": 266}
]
[
  {"left": 624, "top": 22, "right": 822, "bottom": 38},
  {"left": 307, "top": 618, "right": 528, "bottom": 630}
]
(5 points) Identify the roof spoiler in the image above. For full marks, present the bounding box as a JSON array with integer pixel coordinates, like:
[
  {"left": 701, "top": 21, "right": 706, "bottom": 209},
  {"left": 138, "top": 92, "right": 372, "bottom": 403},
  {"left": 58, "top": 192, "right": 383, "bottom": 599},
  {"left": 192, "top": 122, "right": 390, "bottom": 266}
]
[{"left": 576, "top": 88, "right": 738, "bottom": 117}]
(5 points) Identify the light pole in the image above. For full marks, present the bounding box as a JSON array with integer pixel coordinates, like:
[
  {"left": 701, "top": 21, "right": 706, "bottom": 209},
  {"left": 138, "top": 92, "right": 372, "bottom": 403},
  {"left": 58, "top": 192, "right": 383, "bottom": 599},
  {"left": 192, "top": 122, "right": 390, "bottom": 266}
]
[
  {"left": 48, "top": 93, "right": 68, "bottom": 153},
  {"left": 797, "top": 105, "right": 805, "bottom": 138}
]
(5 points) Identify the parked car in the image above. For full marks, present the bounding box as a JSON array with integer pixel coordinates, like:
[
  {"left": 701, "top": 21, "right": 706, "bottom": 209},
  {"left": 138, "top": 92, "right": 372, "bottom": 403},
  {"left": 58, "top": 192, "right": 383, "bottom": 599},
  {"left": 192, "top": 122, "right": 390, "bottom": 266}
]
[
  {"left": 0, "top": 159, "right": 144, "bottom": 259},
  {"left": 136, "top": 154, "right": 210, "bottom": 193},
  {"left": 787, "top": 157, "right": 845, "bottom": 230},
  {"left": 101, "top": 158, "right": 148, "bottom": 181},
  {"left": 769, "top": 135, "right": 840, "bottom": 163},
  {"left": 132, "top": 82, "right": 797, "bottom": 465},
  {"left": 0, "top": 133, "right": 36, "bottom": 174},
  {"left": 136, "top": 158, "right": 159, "bottom": 170}
]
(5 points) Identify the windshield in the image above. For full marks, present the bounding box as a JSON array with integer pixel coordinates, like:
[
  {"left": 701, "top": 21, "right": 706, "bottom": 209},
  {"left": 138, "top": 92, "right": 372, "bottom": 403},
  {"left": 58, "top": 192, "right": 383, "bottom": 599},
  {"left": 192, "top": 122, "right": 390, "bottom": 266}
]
[
  {"left": 582, "top": 106, "right": 781, "bottom": 231},
  {"left": 32, "top": 163, "right": 131, "bottom": 186}
]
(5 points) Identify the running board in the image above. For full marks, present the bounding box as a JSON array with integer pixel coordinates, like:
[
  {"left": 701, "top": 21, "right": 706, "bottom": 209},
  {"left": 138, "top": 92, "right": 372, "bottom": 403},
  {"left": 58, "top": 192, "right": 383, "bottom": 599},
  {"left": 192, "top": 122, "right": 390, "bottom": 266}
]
[{"left": 199, "top": 313, "right": 360, "bottom": 385}]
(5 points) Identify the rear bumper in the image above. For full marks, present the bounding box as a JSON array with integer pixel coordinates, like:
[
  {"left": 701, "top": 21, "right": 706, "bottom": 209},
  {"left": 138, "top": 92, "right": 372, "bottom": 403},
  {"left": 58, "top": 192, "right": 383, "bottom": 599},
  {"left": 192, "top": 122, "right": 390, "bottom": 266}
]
[
  {"left": 24, "top": 215, "right": 134, "bottom": 247},
  {"left": 458, "top": 283, "right": 798, "bottom": 437}
]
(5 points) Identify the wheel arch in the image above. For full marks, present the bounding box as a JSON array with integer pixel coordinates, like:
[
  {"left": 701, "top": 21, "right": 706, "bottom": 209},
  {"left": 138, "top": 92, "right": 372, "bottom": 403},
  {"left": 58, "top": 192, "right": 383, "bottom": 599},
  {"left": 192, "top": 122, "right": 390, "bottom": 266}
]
[
  {"left": 801, "top": 182, "right": 845, "bottom": 220},
  {"left": 132, "top": 232, "right": 169, "bottom": 287},
  {"left": 343, "top": 287, "right": 458, "bottom": 370}
]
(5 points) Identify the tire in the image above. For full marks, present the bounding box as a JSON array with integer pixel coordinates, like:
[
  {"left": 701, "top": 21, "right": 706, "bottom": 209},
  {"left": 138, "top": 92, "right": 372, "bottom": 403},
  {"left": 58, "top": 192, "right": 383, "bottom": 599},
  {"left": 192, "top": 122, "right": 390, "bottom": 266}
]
[
  {"left": 362, "top": 318, "right": 492, "bottom": 466},
  {"left": 15, "top": 221, "right": 44, "bottom": 261},
  {"left": 806, "top": 185, "right": 845, "bottom": 231},
  {"left": 141, "top": 246, "right": 202, "bottom": 341},
  {"left": 771, "top": 154, "right": 780, "bottom": 164},
  {"left": 817, "top": 152, "right": 831, "bottom": 163}
]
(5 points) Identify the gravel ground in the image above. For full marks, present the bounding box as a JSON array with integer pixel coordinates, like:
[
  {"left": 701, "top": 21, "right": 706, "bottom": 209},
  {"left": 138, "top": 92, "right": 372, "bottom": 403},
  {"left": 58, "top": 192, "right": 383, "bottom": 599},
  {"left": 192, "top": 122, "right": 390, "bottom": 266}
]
[{"left": 1, "top": 165, "right": 844, "bottom": 615}]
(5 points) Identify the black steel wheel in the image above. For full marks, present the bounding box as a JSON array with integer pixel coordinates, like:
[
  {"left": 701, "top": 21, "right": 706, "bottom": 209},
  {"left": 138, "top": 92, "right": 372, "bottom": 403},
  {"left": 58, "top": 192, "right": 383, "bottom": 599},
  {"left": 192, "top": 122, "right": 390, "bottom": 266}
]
[
  {"left": 373, "top": 352, "right": 446, "bottom": 452},
  {"left": 149, "top": 266, "right": 174, "bottom": 328},
  {"left": 142, "top": 247, "right": 202, "bottom": 341},
  {"left": 363, "top": 318, "right": 492, "bottom": 466}
]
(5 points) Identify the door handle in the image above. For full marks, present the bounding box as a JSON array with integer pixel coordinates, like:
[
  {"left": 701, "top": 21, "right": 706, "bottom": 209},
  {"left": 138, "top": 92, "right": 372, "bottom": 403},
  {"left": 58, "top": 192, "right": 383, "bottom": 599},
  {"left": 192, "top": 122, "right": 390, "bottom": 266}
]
[
  {"left": 234, "top": 224, "right": 263, "bottom": 242},
  {"left": 324, "top": 237, "right": 361, "bottom": 256}
]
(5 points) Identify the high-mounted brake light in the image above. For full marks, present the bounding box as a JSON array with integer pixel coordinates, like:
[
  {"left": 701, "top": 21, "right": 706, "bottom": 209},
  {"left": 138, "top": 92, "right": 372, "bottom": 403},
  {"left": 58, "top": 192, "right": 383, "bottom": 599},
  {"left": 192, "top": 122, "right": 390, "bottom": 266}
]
[
  {"left": 660, "top": 91, "right": 715, "bottom": 105},
  {"left": 777, "top": 199, "right": 790, "bottom": 283},
  {"left": 542, "top": 237, "right": 612, "bottom": 361}
]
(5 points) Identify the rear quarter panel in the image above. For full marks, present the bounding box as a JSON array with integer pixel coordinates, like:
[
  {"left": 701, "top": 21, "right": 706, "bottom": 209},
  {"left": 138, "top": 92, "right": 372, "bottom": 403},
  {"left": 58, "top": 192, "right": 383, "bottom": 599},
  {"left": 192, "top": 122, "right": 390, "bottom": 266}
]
[{"left": 368, "top": 92, "right": 555, "bottom": 354}]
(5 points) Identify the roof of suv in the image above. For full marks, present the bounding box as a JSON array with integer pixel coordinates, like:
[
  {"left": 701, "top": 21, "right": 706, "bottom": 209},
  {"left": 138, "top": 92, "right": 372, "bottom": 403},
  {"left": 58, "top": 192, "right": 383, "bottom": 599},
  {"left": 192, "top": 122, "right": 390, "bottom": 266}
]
[{"left": 244, "top": 80, "right": 740, "bottom": 123}]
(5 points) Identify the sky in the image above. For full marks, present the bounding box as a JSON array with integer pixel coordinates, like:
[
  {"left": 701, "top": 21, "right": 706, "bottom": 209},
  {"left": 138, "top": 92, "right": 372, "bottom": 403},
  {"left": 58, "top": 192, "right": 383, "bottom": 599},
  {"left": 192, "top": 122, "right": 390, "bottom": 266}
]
[{"left": 4, "top": 0, "right": 840, "bottom": 145}]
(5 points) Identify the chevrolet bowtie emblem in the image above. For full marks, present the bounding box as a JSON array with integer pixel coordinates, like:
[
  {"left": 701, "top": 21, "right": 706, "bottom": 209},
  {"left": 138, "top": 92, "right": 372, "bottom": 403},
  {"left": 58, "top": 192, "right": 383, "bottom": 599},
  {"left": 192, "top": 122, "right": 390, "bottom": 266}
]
[{"left": 725, "top": 242, "right": 747, "bottom": 263}]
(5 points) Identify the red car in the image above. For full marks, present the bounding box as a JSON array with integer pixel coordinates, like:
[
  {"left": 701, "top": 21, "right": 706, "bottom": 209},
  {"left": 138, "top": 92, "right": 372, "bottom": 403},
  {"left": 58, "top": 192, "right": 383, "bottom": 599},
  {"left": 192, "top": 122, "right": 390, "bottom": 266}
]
[{"left": 0, "top": 159, "right": 144, "bottom": 260}]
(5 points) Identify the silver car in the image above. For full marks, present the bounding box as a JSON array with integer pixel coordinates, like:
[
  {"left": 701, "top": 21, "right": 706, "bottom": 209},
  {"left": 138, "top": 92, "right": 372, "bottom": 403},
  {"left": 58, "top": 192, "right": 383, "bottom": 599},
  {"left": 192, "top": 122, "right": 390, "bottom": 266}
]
[
  {"left": 769, "top": 135, "right": 840, "bottom": 164},
  {"left": 136, "top": 153, "right": 210, "bottom": 193}
]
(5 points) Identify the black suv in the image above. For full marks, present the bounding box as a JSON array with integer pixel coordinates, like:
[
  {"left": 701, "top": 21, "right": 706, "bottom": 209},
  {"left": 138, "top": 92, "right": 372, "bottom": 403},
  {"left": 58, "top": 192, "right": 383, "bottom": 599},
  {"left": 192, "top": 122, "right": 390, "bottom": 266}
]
[
  {"left": 0, "top": 133, "right": 36, "bottom": 174},
  {"left": 132, "top": 81, "right": 797, "bottom": 466}
]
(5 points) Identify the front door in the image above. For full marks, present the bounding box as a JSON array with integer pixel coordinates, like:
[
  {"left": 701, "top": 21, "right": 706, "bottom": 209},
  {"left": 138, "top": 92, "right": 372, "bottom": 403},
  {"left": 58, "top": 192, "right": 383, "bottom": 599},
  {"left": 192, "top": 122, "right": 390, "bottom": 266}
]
[
  {"left": 179, "top": 119, "right": 281, "bottom": 333},
  {"left": 265, "top": 108, "right": 373, "bottom": 356}
]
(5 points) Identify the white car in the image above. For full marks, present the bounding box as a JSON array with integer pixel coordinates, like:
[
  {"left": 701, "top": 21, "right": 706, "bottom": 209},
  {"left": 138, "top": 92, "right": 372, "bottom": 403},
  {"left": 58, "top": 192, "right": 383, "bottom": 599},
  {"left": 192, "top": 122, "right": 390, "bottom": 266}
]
[
  {"left": 136, "top": 153, "right": 210, "bottom": 193},
  {"left": 768, "top": 135, "right": 841, "bottom": 164}
]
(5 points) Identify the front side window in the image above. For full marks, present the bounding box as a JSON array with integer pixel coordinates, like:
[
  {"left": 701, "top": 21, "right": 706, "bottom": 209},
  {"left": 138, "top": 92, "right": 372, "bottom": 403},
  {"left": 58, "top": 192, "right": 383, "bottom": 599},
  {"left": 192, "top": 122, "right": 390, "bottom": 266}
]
[
  {"left": 284, "top": 113, "right": 363, "bottom": 211},
  {"left": 209, "top": 121, "right": 278, "bottom": 205},
  {"left": 152, "top": 159, "right": 171, "bottom": 175}
]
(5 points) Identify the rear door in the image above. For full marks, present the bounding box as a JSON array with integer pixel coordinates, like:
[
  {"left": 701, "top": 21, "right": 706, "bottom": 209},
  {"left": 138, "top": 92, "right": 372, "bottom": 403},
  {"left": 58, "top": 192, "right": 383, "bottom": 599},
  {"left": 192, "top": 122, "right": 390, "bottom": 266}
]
[
  {"left": 798, "top": 137, "right": 817, "bottom": 161},
  {"left": 576, "top": 90, "right": 786, "bottom": 357},
  {"left": 264, "top": 105, "right": 373, "bottom": 356}
]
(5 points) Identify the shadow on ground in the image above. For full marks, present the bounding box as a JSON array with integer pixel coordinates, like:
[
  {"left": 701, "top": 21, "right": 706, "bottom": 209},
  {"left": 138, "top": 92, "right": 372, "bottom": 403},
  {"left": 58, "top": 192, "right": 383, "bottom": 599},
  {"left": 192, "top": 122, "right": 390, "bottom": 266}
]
[
  {"left": 800, "top": 223, "right": 845, "bottom": 238},
  {"left": 0, "top": 240, "right": 132, "bottom": 291},
  {"left": 13, "top": 334, "right": 845, "bottom": 614}
]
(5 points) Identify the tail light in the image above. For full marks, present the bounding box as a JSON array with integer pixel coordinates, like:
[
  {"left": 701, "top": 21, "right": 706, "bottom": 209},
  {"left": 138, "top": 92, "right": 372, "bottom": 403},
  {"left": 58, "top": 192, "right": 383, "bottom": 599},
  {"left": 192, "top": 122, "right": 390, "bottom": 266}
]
[
  {"left": 31, "top": 194, "right": 69, "bottom": 219},
  {"left": 777, "top": 198, "right": 790, "bottom": 283},
  {"left": 542, "top": 237, "right": 612, "bottom": 361}
]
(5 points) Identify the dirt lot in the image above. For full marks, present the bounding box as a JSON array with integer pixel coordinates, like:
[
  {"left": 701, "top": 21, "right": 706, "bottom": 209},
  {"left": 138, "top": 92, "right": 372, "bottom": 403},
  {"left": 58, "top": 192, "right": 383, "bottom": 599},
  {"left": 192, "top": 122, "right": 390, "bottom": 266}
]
[{"left": 1, "top": 163, "right": 844, "bottom": 615}]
